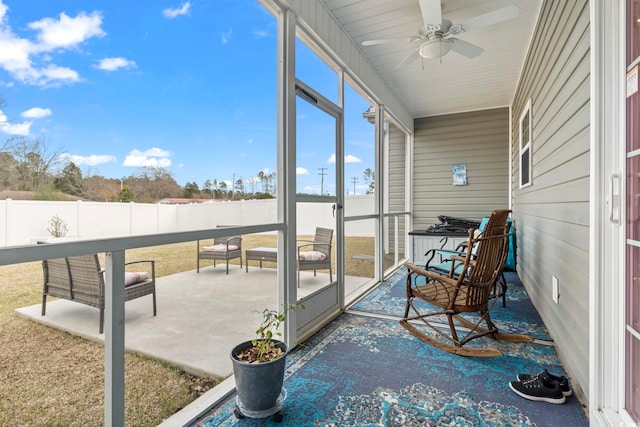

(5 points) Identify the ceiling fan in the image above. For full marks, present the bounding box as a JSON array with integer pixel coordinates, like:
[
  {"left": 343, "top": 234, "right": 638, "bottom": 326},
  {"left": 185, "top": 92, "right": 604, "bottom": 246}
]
[{"left": 361, "top": 0, "right": 521, "bottom": 66}]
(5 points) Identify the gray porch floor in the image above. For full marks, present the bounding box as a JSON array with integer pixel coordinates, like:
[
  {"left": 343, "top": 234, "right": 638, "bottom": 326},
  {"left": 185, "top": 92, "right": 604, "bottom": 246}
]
[{"left": 14, "top": 264, "right": 375, "bottom": 379}]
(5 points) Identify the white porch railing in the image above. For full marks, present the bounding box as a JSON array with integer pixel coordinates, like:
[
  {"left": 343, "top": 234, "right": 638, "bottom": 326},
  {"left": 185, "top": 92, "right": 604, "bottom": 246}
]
[{"left": 0, "top": 223, "right": 284, "bottom": 426}]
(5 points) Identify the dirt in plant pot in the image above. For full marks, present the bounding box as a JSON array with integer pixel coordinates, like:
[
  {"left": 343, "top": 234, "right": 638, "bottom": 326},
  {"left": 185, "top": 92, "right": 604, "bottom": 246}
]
[{"left": 235, "top": 346, "right": 284, "bottom": 363}]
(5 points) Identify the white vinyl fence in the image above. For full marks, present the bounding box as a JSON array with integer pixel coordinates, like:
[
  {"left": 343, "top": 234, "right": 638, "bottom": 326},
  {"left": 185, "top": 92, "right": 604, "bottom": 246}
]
[{"left": 0, "top": 196, "right": 375, "bottom": 247}]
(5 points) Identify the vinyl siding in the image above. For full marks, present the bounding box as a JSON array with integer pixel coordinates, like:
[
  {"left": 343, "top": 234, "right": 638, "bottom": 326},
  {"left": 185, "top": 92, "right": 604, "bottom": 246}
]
[
  {"left": 412, "top": 108, "right": 510, "bottom": 230},
  {"left": 510, "top": 0, "right": 590, "bottom": 398}
]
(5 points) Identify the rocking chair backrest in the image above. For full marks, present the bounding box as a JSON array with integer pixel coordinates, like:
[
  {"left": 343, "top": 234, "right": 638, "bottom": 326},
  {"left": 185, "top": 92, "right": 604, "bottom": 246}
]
[{"left": 463, "top": 209, "right": 511, "bottom": 306}]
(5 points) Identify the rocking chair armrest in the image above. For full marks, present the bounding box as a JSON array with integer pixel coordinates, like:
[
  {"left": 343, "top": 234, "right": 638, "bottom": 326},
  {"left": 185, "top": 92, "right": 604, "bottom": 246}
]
[{"left": 404, "top": 262, "right": 458, "bottom": 287}]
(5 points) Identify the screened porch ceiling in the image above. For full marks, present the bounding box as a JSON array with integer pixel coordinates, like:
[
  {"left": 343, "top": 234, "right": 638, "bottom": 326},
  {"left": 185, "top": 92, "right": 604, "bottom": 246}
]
[{"left": 321, "top": 0, "right": 542, "bottom": 118}]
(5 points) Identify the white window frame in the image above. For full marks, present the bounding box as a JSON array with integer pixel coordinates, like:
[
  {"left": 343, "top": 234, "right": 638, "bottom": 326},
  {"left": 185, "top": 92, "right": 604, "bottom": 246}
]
[{"left": 519, "top": 98, "right": 533, "bottom": 188}]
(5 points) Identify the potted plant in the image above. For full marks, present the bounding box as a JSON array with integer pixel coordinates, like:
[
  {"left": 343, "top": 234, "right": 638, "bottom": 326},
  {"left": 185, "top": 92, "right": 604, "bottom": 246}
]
[{"left": 230, "top": 304, "right": 300, "bottom": 420}]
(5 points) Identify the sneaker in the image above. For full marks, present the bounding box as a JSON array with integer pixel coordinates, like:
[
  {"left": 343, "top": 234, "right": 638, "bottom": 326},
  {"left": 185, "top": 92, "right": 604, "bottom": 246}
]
[
  {"left": 517, "top": 369, "right": 572, "bottom": 396},
  {"left": 509, "top": 376, "right": 566, "bottom": 404}
]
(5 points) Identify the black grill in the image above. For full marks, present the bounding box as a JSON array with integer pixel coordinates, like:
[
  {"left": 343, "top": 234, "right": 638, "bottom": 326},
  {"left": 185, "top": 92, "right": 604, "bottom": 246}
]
[{"left": 425, "top": 215, "right": 480, "bottom": 234}]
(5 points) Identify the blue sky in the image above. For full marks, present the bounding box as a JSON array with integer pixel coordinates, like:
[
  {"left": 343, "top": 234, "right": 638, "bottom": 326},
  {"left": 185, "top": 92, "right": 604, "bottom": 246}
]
[{"left": 0, "top": 0, "right": 375, "bottom": 194}]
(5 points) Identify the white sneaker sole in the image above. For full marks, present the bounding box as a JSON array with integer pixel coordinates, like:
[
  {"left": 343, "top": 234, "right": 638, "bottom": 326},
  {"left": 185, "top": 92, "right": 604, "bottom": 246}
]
[{"left": 509, "top": 382, "right": 566, "bottom": 404}]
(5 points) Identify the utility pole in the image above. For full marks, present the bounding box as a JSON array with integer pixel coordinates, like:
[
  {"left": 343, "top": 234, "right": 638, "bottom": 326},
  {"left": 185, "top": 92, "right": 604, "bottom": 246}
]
[
  {"left": 351, "top": 177, "right": 358, "bottom": 196},
  {"left": 318, "top": 167, "right": 327, "bottom": 195}
]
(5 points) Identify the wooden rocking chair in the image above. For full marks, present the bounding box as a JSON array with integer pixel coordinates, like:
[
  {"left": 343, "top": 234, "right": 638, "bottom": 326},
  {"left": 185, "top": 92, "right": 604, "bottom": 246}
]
[{"left": 399, "top": 209, "right": 531, "bottom": 357}]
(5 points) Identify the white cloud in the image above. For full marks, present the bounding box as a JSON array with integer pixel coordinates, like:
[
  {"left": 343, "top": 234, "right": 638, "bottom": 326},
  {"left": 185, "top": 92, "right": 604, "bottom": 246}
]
[
  {"left": 21, "top": 107, "right": 52, "bottom": 118},
  {"left": 28, "top": 11, "right": 105, "bottom": 50},
  {"left": 252, "top": 30, "right": 268, "bottom": 39},
  {"left": 220, "top": 29, "right": 232, "bottom": 45},
  {"left": 144, "top": 147, "right": 171, "bottom": 157},
  {"left": 163, "top": 2, "right": 191, "bottom": 19},
  {"left": 0, "top": 2, "right": 8, "bottom": 22},
  {"left": 123, "top": 147, "right": 172, "bottom": 168},
  {"left": 0, "top": 5, "right": 105, "bottom": 86},
  {"left": 40, "top": 64, "right": 81, "bottom": 85},
  {"left": 327, "top": 153, "right": 362, "bottom": 164},
  {"left": 296, "top": 167, "right": 308, "bottom": 175},
  {"left": 0, "top": 120, "right": 31, "bottom": 135},
  {"left": 0, "top": 108, "right": 31, "bottom": 135},
  {"left": 95, "top": 57, "right": 137, "bottom": 71},
  {"left": 0, "top": 36, "right": 33, "bottom": 73},
  {"left": 59, "top": 153, "right": 116, "bottom": 166}
]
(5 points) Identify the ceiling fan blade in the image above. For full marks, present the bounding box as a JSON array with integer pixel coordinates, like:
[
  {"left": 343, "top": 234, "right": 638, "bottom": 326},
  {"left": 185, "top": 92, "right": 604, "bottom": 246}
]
[
  {"left": 448, "top": 38, "right": 484, "bottom": 58},
  {"left": 396, "top": 49, "right": 420, "bottom": 68},
  {"left": 459, "top": 5, "right": 520, "bottom": 33},
  {"left": 418, "top": 0, "right": 442, "bottom": 26},
  {"left": 362, "top": 37, "right": 419, "bottom": 46}
]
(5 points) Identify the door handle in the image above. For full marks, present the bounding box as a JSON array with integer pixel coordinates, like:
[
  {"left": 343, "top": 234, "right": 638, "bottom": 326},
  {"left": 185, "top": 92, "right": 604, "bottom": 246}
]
[
  {"left": 332, "top": 204, "right": 343, "bottom": 218},
  {"left": 609, "top": 173, "right": 620, "bottom": 224}
]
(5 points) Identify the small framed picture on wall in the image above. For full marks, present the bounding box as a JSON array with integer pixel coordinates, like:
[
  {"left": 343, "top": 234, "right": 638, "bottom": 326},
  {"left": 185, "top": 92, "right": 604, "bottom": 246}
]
[{"left": 452, "top": 164, "right": 467, "bottom": 186}]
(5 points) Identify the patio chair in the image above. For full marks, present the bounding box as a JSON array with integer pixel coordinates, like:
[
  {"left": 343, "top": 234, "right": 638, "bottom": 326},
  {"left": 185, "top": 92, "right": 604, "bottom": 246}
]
[
  {"left": 197, "top": 235, "right": 243, "bottom": 274},
  {"left": 400, "top": 209, "right": 531, "bottom": 356},
  {"left": 297, "top": 227, "right": 333, "bottom": 287},
  {"left": 42, "top": 254, "right": 157, "bottom": 334},
  {"left": 423, "top": 215, "right": 512, "bottom": 307}
]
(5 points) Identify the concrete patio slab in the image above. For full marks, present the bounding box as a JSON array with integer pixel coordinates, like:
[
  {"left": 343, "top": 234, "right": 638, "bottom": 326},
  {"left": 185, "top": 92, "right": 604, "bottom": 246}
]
[{"left": 14, "top": 265, "right": 374, "bottom": 379}]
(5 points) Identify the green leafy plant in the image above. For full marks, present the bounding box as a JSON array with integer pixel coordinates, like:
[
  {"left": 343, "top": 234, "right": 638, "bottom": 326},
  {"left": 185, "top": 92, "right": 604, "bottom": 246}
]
[
  {"left": 47, "top": 215, "right": 68, "bottom": 238},
  {"left": 236, "top": 304, "right": 302, "bottom": 363}
]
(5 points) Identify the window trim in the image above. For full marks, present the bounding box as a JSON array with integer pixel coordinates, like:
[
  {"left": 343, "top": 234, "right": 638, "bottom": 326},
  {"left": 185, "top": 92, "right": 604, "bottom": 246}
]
[{"left": 519, "top": 98, "right": 533, "bottom": 188}]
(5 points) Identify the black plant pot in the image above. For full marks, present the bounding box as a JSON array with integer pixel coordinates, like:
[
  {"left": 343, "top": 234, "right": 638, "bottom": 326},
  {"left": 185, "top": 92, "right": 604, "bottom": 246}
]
[{"left": 230, "top": 340, "right": 288, "bottom": 414}]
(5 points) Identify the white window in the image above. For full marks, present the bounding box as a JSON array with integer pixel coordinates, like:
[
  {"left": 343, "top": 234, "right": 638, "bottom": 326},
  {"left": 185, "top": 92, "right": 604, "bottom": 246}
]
[{"left": 519, "top": 99, "right": 532, "bottom": 188}]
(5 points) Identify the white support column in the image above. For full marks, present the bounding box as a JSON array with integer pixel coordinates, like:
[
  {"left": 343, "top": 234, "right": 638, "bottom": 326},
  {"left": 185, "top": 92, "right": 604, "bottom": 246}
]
[
  {"left": 104, "top": 250, "right": 126, "bottom": 427},
  {"left": 277, "top": 7, "right": 298, "bottom": 347},
  {"left": 336, "top": 70, "right": 345, "bottom": 308},
  {"left": 375, "top": 105, "right": 385, "bottom": 281}
]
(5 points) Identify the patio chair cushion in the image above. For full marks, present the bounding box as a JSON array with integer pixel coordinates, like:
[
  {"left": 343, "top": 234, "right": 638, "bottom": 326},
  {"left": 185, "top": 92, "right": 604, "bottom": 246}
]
[
  {"left": 125, "top": 271, "right": 149, "bottom": 286},
  {"left": 202, "top": 244, "right": 239, "bottom": 252},
  {"left": 298, "top": 251, "right": 327, "bottom": 261}
]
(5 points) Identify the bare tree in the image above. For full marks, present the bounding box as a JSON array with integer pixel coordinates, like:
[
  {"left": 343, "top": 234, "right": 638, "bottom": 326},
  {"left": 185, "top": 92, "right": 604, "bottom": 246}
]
[
  {"left": 0, "top": 151, "right": 17, "bottom": 190},
  {"left": 1, "top": 136, "right": 63, "bottom": 191},
  {"left": 127, "top": 167, "right": 182, "bottom": 202}
]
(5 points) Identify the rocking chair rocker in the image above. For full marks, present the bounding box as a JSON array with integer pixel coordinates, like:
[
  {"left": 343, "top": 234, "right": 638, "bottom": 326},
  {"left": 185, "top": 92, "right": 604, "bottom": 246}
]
[{"left": 399, "top": 209, "right": 531, "bottom": 357}]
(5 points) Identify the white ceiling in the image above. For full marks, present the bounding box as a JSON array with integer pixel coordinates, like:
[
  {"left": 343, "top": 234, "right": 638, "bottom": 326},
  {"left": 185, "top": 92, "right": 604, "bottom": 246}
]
[{"left": 322, "top": 0, "right": 542, "bottom": 118}]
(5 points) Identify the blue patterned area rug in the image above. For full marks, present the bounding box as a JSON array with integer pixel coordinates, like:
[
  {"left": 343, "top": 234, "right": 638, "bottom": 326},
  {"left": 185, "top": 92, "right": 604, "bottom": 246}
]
[{"left": 192, "top": 296, "right": 588, "bottom": 426}]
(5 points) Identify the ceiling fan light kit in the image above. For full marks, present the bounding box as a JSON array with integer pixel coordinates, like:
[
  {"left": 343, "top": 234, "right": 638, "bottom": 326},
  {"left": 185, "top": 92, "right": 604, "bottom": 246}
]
[
  {"left": 419, "top": 38, "right": 451, "bottom": 59},
  {"left": 361, "top": 1, "right": 521, "bottom": 67}
]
